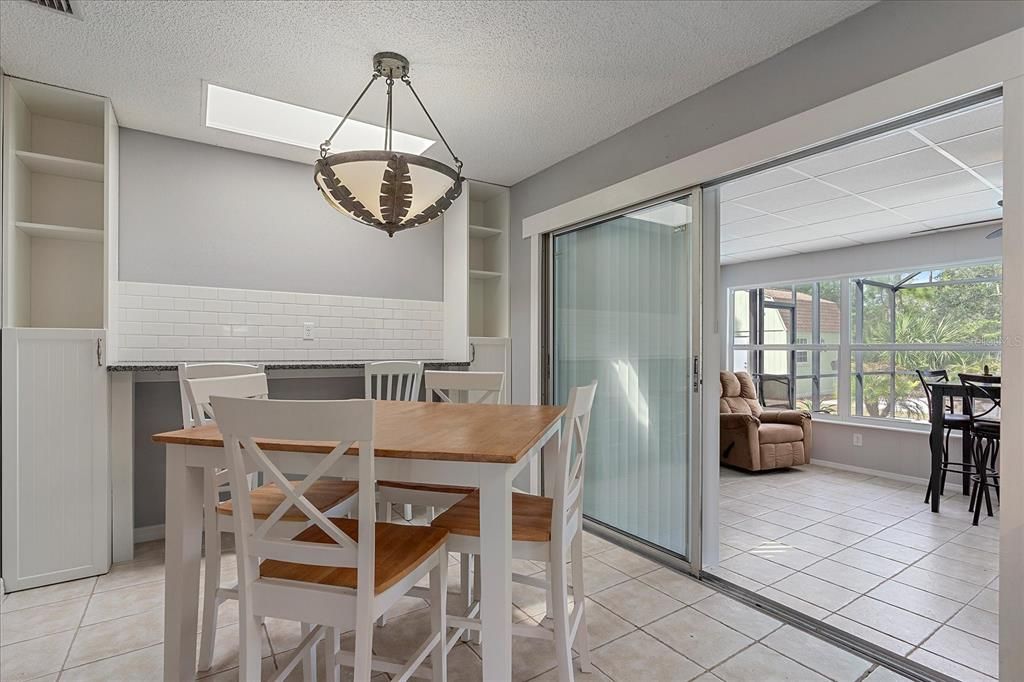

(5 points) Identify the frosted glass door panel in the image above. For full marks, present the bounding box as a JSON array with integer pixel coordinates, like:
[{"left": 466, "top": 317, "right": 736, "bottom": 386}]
[{"left": 552, "top": 196, "right": 693, "bottom": 557}]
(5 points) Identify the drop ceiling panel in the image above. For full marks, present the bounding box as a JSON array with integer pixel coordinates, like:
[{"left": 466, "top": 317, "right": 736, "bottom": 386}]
[
  {"left": 721, "top": 213, "right": 798, "bottom": 240},
  {"left": 939, "top": 128, "right": 1003, "bottom": 168},
  {"left": 735, "top": 178, "right": 847, "bottom": 213},
  {"left": 974, "top": 161, "right": 1003, "bottom": 188},
  {"left": 718, "top": 167, "right": 805, "bottom": 202},
  {"left": 847, "top": 222, "right": 934, "bottom": 244},
  {"left": 723, "top": 245, "right": 801, "bottom": 261},
  {"left": 775, "top": 194, "right": 878, "bottom": 224},
  {"left": 897, "top": 189, "right": 1002, "bottom": 222},
  {"left": 914, "top": 101, "right": 1002, "bottom": 144},
  {"left": 791, "top": 131, "right": 924, "bottom": 176},
  {"left": 820, "top": 147, "right": 959, "bottom": 194},
  {"left": 923, "top": 207, "right": 1003, "bottom": 229},
  {"left": 720, "top": 202, "right": 765, "bottom": 225},
  {"left": 862, "top": 170, "right": 989, "bottom": 208},
  {"left": 785, "top": 235, "right": 859, "bottom": 253}
]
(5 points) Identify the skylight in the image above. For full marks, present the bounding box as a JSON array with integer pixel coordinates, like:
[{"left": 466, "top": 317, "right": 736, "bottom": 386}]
[{"left": 203, "top": 83, "right": 435, "bottom": 155}]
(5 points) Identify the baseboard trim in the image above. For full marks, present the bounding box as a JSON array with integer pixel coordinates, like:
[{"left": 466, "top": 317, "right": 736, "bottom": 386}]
[
  {"left": 134, "top": 524, "right": 165, "bottom": 543},
  {"left": 812, "top": 458, "right": 929, "bottom": 485}
]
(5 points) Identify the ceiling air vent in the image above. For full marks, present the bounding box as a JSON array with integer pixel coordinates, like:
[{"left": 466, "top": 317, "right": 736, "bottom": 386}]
[{"left": 24, "top": 0, "right": 79, "bottom": 18}]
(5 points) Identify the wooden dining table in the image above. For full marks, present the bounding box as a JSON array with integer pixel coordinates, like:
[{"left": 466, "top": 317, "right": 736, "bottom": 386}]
[
  {"left": 925, "top": 379, "right": 1000, "bottom": 513},
  {"left": 153, "top": 400, "right": 566, "bottom": 681}
]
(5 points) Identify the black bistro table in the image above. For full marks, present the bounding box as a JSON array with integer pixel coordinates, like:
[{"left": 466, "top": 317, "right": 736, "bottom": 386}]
[{"left": 925, "top": 379, "right": 1001, "bottom": 512}]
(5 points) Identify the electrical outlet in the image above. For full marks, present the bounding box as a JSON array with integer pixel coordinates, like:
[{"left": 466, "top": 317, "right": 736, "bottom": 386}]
[
  {"left": 302, "top": 322, "right": 315, "bottom": 341},
  {"left": 852, "top": 433, "right": 863, "bottom": 447}
]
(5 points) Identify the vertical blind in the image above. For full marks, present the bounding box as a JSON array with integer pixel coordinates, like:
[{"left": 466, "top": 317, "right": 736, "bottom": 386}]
[{"left": 553, "top": 201, "right": 691, "bottom": 556}]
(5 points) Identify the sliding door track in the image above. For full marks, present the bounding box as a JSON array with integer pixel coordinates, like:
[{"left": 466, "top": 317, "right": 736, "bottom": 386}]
[{"left": 700, "top": 572, "right": 959, "bottom": 682}]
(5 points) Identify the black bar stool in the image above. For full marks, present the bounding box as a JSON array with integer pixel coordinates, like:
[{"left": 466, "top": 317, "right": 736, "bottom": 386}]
[
  {"left": 959, "top": 373, "right": 1000, "bottom": 526},
  {"left": 917, "top": 369, "right": 972, "bottom": 503}
]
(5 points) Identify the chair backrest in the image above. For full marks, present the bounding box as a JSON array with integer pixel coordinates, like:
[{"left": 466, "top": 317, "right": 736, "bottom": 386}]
[
  {"left": 365, "top": 361, "right": 423, "bottom": 401},
  {"left": 184, "top": 373, "right": 270, "bottom": 426},
  {"left": 958, "top": 373, "right": 1001, "bottom": 422},
  {"left": 178, "top": 362, "right": 264, "bottom": 427},
  {"left": 553, "top": 382, "right": 598, "bottom": 535},
  {"left": 424, "top": 370, "right": 505, "bottom": 405},
  {"left": 916, "top": 368, "right": 951, "bottom": 411},
  {"left": 213, "top": 397, "right": 376, "bottom": 589},
  {"left": 720, "top": 371, "right": 762, "bottom": 417}
]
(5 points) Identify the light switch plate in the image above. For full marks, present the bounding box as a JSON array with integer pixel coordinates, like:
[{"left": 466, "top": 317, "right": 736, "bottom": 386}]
[{"left": 303, "top": 322, "right": 315, "bottom": 341}]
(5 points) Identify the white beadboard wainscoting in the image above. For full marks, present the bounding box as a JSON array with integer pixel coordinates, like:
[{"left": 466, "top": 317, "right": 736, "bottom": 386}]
[{"left": 115, "top": 281, "right": 443, "bottom": 362}]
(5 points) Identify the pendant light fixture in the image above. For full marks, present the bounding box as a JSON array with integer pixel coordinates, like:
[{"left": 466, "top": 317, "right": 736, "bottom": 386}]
[{"left": 314, "top": 52, "right": 463, "bottom": 237}]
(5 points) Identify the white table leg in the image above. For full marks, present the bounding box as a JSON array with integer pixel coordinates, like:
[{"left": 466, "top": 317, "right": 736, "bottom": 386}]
[
  {"left": 164, "top": 445, "right": 205, "bottom": 681},
  {"left": 478, "top": 465, "right": 514, "bottom": 681}
]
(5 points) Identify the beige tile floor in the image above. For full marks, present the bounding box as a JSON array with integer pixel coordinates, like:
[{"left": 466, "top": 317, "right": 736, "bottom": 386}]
[
  {"left": 714, "top": 463, "right": 1000, "bottom": 681},
  {"left": 1, "top": 504, "right": 913, "bottom": 682}
]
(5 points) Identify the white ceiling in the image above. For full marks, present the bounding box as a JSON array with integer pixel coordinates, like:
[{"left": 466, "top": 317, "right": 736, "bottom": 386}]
[
  {"left": 719, "top": 99, "right": 1004, "bottom": 263},
  {"left": 0, "top": 0, "right": 875, "bottom": 186}
]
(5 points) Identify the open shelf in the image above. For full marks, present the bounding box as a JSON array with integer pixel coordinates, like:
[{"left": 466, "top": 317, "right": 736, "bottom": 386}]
[
  {"left": 469, "top": 224, "right": 502, "bottom": 239},
  {"left": 15, "top": 150, "right": 103, "bottom": 182},
  {"left": 16, "top": 222, "right": 104, "bottom": 243},
  {"left": 469, "top": 269, "right": 502, "bottom": 280}
]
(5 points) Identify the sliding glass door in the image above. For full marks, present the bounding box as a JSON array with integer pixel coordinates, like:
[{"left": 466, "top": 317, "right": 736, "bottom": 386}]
[{"left": 549, "top": 192, "right": 701, "bottom": 561}]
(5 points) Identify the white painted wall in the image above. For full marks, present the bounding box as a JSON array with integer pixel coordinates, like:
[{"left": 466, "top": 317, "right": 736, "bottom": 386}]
[{"left": 721, "top": 224, "right": 1001, "bottom": 290}]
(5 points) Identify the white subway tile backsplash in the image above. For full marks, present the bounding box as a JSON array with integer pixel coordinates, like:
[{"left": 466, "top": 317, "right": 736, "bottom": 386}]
[{"left": 117, "top": 281, "right": 444, "bottom": 362}]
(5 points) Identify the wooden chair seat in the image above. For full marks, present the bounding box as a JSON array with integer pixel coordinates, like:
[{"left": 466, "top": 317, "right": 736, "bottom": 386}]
[
  {"left": 431, "top": 491, "right": 554, "bottom": 542},
  {"left": 216, "top": 480, "right": 358, "bottom": 521},
  {"left": 377, "top": 480, "right": 478, "bottom": 496},
  {"left": 260, "top": 519, "right": 448, "bottom": 594}
]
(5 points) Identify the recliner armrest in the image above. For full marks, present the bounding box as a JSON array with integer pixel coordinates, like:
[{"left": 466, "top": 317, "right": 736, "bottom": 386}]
[
  {"left": 720, "top": 413, "right": 759, "bottom": 430},
  {"left": 759, "top": 409, "right": 811, "bottom": 427}
]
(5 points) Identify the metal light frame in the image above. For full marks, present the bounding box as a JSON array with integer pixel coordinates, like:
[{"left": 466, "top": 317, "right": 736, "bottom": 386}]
[{"left": 314, "top": 52, "right": 464, "bottom": 237}]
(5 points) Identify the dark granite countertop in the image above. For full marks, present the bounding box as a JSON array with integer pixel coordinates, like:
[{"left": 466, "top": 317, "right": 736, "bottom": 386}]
[{"left": 107, "top": 360, "right": 470, "bottom": 372}]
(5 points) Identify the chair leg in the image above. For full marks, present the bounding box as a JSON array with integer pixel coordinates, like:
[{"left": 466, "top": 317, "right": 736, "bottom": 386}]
[
  {"left": 459, "top": 553, "right": 472, "bottom": 642},
  {"left": 473, "top": 554, "right": 482, "bottom": 645},
  {"left": 198, "top": 475, "right": 222, "bottom": 672},
  {"left": 570, "top": 529, "right": 592, "bottom": 674},
  {"left": 430, "top": 549, "right": 449, "bottom": 682},
  {"left": 550, "top": 547, "right": 574, "bottom": 682},
  {"left": 325, "top": 626, "right": 341, "bottom": 682},
  {"left": 299, "top": 623, "right": 315, "bottom": 682},
  {"left": 544, "top": 562, "right": 554, "bottom": 621},
  {"left": 237, "top": 557, "right": 262, "bottom": 682}
]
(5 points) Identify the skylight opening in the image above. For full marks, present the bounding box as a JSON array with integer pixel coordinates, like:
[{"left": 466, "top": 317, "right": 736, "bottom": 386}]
[{"left": 203, "top": 83, "right": 435, "bottom": 155}]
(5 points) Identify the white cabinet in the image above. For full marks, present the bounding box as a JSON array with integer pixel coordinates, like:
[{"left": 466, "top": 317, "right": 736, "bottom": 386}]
[
  {"left": 1, "top": 76, "right": 118, "bottom": 590},
  {"left": 1, "top": 329, "right": 111, "bottom": 590},
  {"left": 443, "top": 180, "right": 512, "bottom": 394}
]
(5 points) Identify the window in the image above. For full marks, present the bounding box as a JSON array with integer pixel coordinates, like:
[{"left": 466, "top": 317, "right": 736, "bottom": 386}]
[
  {"left": 728, "top": 262, "right": 1001, "bottom": 423},
  {"left": 730, "top": 281, "right": 840, "bottom": 414}
]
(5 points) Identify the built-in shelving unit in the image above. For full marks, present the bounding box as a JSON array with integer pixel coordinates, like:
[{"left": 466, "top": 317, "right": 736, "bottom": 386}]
[
  {"left": 2, "top": 77, "right": 117, "bottom": 330},
  {"left": 2, "top": 76, "right": 118, "bottom": 592},
  {"left": 443, "top": 179, "right": 511, "bottom": 398}
]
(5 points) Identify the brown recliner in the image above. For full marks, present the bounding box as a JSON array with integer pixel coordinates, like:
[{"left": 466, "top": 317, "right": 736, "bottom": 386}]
[{"left": 720, "top": 371, "right": 812, "bottom": 471}]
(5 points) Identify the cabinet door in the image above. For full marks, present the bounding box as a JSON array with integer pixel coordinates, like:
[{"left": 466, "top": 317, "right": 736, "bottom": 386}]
[
  {"left": 2, "top": 328, "right": 110, "bottom": 591},
  {"left": 469, "top": 337, "right": 511, "bottom": 403}
]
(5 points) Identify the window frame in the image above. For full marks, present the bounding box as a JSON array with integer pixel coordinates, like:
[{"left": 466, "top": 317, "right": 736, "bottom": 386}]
[{"left": 728, "top": 260, "right": 1002, "bottom": 425}]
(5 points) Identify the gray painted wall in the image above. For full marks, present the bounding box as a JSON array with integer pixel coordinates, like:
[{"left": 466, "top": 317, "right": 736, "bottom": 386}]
[
  {"left": 119, "top": 129, "right": 443, "bottom": 300},
  {"left": 508, "top": 0, "right": 1024, "bottom": 404},
  {"left": 134, "top": 375, "right": 366, "bottom": 529}
]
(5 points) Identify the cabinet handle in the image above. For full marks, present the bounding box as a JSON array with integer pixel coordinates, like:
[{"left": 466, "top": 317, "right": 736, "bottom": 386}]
[
  {"left": 470, "top": 342, "right": 476, "bottom": 364},
  {"left": 97, "top": 338, "right": 103, "bottom": 367}
]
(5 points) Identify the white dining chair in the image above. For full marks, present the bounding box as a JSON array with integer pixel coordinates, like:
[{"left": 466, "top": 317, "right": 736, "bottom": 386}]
[
  {"left": 364, "top": 360, "right": 424, "bottom": 401},
  {"left": 179, "top": 368, "right": 359, "bottom": 674},
  {"left": 365, "top": 361, "right": 424, "bottom": 522},
  {"left": 377, "top": 370, "right": 505, "bottom": 632},
  {"left": 213, "top": 396, "right": 449, "bottom": 682},
  {"left": 430, "top": 381, "right": 598, "bottom": 681}
]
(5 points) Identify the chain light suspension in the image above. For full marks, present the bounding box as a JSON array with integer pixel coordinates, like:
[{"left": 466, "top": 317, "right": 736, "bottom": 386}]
[{"left": 314, "top": 52, "right": 463, "bottom": 237}]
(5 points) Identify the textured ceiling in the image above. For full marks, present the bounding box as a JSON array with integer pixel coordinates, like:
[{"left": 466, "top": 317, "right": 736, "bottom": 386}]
[
  {"left": 0, "top": 0, "right": 874, "bottom": 186},
  {"left": 719, "top": 98, "right": 1004, "bottom": 263}
]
